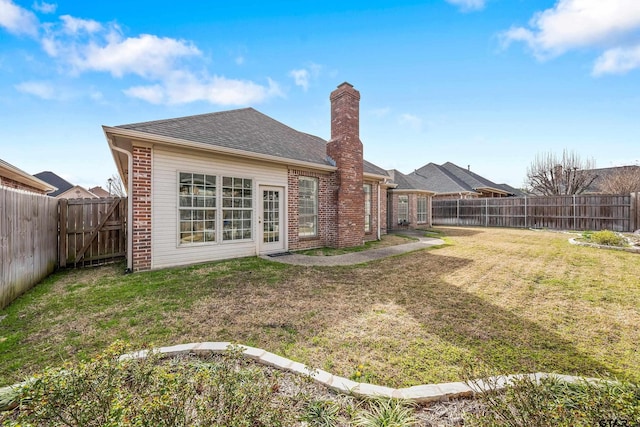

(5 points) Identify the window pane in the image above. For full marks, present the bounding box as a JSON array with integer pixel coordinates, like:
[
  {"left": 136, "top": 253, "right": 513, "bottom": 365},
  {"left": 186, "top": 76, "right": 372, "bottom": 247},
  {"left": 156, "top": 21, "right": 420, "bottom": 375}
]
[
  {"left": 178, "top": 172, "right": 216, "bottom": 245},
  {"left": 299, "top": 177, "right": 318, "bottom": 237}
]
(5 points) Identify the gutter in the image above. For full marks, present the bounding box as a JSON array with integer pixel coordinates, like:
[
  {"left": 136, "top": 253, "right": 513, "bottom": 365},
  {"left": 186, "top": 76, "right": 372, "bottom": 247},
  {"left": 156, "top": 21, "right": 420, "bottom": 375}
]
[{"left": 105, "top": 132, "right": 133, "bottom": 273}]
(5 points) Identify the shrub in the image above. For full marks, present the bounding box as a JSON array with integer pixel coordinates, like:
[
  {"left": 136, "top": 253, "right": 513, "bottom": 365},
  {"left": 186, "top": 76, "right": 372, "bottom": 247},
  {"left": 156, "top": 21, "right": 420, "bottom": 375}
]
[
  {"left": 300, "top": 399, "right": 341, "bottom": 427},
  {"left": 352, "top": 398, "right": 418, "bottom": 427},
  {"left": 1, "top": 342, "right": 307, "bottom": 426},
  {"left": 465, "top": 375, "right": 640, "bottom": 427},
  {"left": 588, "top": 230, "right": 627, "bottom": 247}
]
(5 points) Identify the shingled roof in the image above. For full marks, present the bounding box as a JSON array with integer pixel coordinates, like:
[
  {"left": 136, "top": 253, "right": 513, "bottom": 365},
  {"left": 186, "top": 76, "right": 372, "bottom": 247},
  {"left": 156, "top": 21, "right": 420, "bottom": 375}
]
[
  {"left": 115, "top": 107, "right": 387, "bottom": 176},
  {"left": 34, "top": 171, "right": 73, "bottom": 197},
  {"left": 387, "top": 169, "right": 430, "bottom": 191},
  {"left": 409, "top": 162, "right": 514, "bottom": 195}
]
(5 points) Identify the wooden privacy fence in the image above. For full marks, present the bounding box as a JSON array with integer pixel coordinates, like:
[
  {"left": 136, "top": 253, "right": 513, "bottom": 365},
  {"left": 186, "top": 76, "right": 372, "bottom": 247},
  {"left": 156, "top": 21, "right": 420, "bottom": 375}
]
[
  {"left": 433, "top": 193, "right": 639, "bottom": 232},
  {"left": 0, "top": 187, "right": 58, "bottom": 309},
  {"left": 59, "top": 197, "right": 127, "bottom": 267}
]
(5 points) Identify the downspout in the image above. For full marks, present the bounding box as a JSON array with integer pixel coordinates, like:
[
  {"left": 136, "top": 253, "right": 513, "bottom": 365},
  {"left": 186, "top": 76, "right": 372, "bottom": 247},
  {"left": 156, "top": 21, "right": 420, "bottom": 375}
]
[
  {"left": 377, "top": 183, "right": 381, "bottom": 240},
  {"left": 107, "top": 137, "right": 133, "bottom": 273}
]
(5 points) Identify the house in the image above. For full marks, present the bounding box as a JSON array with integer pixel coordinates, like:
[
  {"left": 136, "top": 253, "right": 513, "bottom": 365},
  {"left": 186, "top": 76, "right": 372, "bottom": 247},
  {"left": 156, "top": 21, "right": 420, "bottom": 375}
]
[
  {"left": 386, "top": 169, "right": 435, "bottom": 227},
  {"left": 409, "top": 162, "right": 517, "bottom": 199},
  {"left": 34, "top": 171, "right": 98, "bottom": 199},
  {"left": 0, "top": 158, "right": 55, "bottom": 194},
  {"left": 584, "top": 165, "right": 640, "bottom": 194},
  {"left": 105, "top": 83, "right": 427, "bottom": 272},
  {"left": 88, "top": 186, "right": 112, "bottom": 198}
]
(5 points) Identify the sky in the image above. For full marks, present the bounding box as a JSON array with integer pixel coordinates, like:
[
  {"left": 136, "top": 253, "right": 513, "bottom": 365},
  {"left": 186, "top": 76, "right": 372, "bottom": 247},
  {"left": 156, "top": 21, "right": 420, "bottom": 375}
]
[{"left": 1, "top": 0, "right": 639, "bottom": 190}]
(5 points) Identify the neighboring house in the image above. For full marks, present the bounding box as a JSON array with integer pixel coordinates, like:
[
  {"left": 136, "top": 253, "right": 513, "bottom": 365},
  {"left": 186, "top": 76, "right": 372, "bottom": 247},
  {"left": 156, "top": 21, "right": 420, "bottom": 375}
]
[
  {"left": 88, "top": 186, "right": 111, "bottom": 198},
  {"left": 105, "top": 83, "right": 427, "bottom": 272},
  {"left": 34, "top": 171, "right": 98, "bottom": 199},
  {"left": 386, "top": 169, "right": 435, "bottom": 227},
  {"left": 0, "top": 158, "right": 56, "bottom": 194},
  {"left": 409, "top": 162, "right": 516, "bottom": 199},
  {"left": 584, "top": 165, "right": 640, "bottom": 194}
]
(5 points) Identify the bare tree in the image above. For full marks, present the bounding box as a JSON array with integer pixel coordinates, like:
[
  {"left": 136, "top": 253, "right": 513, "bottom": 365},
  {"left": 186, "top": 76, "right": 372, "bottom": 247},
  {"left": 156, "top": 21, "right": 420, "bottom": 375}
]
[
  {"left": 597, "top": 166, "right": 640, "bottom": 194},
  {"left": 525, "top": 150, "right": 597, "bottom": 195},
  {"left": 106, "top": 173, "right": 127, "bottom": 197}
]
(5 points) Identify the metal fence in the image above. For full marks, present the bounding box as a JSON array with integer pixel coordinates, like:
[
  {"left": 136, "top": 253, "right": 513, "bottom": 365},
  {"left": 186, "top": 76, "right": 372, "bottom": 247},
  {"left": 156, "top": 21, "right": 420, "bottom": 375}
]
[{"left": 433, "top": 193, "right": 639, "bottom": 232}]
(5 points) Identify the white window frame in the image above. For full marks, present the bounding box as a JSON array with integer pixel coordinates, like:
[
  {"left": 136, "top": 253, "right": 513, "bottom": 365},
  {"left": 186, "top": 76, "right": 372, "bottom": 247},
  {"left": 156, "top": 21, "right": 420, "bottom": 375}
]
[
  {"left": 417, "top": 196, "right": 427, "bottom": 224},
  {"left": 177, "top": 172, "right": 253, "bottom": 246},
  {"left": 178, "top": 172, "right": 217, "bottom": 245},
  {"left": 298, "top": 176, "right": 318, "bottom": 238},
  {"left": 398, "top": 195, "right": 409, "bottom": 224},
  {"left": 364, "top": 183, "right": 372, "bottom": 233}
]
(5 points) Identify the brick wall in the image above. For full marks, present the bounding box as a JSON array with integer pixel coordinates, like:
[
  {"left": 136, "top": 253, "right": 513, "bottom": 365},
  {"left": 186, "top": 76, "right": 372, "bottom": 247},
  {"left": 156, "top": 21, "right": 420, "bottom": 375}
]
[
  {"left": 288, "top": 169, "right": 338, "bottom": 250},
  {"left": 326, "top": 82, "right": 365, "bottom": 248},
  {"left": 388, "top": 192, "right": 434, "bottom": 230},
  {"left": 0, "top": 177, "right": 47, "bottom": 194},
  {"left": 132, "top": 145, "right": 152, "bottom": 271},
  {"left": 380, "top": 186, "right": 388, "bottom": 235}
]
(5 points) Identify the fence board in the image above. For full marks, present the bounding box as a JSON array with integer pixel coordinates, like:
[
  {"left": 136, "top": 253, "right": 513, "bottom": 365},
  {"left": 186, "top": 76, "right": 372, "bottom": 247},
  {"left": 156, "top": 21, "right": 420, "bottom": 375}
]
[
  {"left": 0, "top": 187, "right": 58, "bottom": 309},
  {"left": 433, "top": 194, "right": 633, "bottom": 232},
  {"left": 60, "top": 197, "right": 127, "bottom": 267}
]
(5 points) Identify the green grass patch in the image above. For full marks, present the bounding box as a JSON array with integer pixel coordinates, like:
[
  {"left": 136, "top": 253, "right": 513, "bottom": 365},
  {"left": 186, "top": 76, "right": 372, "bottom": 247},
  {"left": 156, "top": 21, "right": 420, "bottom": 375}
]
[{"left": 1, "top": 227, "right": 639, "bottom": 391}]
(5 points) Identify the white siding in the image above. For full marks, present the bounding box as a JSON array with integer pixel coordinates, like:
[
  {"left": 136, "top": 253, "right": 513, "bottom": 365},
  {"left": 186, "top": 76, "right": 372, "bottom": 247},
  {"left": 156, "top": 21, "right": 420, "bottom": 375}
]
[{"left": 152, "top": 146, "right": 288, "bottom": 269}]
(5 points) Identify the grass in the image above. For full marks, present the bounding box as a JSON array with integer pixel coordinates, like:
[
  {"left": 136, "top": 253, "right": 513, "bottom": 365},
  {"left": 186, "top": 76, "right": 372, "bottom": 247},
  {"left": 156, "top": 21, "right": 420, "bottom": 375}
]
[
  {"left": 1, "top": 227, "right": 639, "bottom": 389},
  {"left": 296, "top": 233, "right": 418, "bottom": 256}
]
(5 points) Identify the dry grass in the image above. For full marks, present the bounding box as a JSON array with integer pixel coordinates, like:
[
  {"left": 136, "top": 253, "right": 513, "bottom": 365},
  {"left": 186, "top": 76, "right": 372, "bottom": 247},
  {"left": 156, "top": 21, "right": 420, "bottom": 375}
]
[{"left": 1, "top": 227, "right": 638, "bottom": 389}]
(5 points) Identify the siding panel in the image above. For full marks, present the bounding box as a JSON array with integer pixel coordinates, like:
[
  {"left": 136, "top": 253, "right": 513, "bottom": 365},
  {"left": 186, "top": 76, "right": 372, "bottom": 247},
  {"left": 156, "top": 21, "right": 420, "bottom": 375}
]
[{"left": 152, "top": 147, "right": 288, "bottom": 269}]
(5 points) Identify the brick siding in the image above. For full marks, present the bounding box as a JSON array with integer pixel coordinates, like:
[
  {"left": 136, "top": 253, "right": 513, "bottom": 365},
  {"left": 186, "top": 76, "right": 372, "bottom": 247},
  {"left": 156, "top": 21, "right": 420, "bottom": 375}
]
[
  {"left": 0, "top": 177, "right": 47, "bottom": 194},
  {"left": 132, "top": 145, "right": 152, "bottom": 271},
  {"left": 326, "top": 83, "right": 365, "bottom": 248}
]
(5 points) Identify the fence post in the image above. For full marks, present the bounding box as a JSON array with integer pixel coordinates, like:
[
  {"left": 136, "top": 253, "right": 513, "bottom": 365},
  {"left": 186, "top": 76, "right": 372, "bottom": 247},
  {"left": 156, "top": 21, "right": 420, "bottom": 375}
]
[
  {"left": 524, "top": 196, "right": 528, "bottom": 228},
  {"left": 58, "top": 199, "right": 67, "bottom": 268},
  {"left": 457, "top": 199, "right": 460, "bottom": 226},
  {"left": 632, "top": 192, "right": 639, "bottom": 231},
  {"left": 485, "top": 199, "right": 489, "bottom": 227},
  {"left": 572, "top": 194, "right": 577, "bottom": 230}
]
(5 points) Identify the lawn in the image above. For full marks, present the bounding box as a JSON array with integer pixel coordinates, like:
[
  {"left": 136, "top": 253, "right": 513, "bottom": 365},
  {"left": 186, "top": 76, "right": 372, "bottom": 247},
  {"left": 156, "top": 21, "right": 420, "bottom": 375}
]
[{"left": 0, "top": 227, "right": 638, "bottom": 389}]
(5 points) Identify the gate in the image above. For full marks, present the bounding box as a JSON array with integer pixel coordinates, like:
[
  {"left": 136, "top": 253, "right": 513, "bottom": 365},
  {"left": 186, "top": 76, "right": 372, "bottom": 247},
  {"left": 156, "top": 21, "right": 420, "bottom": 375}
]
[{"left": 58, "top": 197, "right": 127, "bottom": 267}]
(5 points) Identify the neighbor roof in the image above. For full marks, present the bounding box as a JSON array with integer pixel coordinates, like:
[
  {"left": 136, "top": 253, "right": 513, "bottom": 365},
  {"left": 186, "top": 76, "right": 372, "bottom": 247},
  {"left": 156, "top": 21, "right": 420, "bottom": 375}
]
[
  {"left": 409, "top": 162, "right": 512, "bottom": 195},
  {"left": 34, "top": 171, "right": 74, "bottom": 197},
  {"left": 0, "top": 159, "right": 56, "bottom": 193},
  {"left": 114, "top": 107, "right": 387, "bottom": 177},
  {"left": 387, "top": 169, "right": 431, "bottom": 191}
]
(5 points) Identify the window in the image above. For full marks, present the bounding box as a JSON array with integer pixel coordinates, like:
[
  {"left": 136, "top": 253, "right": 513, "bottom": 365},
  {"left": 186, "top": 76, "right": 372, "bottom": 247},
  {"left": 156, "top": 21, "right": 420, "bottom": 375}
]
[
  {"left": 417, "top": 196, "right": 427, "bottom": 223},
  {"left": 222, "top": 177, "right": 252, "bottom": 241},
  {"left": 179, "top": 173, "right": 216, "bottom": 244},
  {"left": 398, "top": 195, "right": 409, "bottom": 223},
  {"left": 299, "top": 177, "right": 318, "bottom": 237},
  {"left": 364, "top": 184, "right": 372, "bottom": 232}
]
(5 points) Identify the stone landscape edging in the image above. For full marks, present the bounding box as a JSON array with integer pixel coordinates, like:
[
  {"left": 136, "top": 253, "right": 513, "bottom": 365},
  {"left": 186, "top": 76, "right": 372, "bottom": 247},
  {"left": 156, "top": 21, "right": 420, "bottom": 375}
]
[
  {"left": 568, "top": 237, "right": 640, "bottom": 253},
  {"left": 119, "top": 342, "right": 594, "bottom": 403}
]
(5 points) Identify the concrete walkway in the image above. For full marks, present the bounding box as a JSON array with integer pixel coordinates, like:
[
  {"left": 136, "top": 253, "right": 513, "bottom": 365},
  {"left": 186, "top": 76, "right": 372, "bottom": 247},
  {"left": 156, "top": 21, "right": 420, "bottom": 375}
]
[{"left": 261, "top": 231, "right": 445, "bottom": 266}]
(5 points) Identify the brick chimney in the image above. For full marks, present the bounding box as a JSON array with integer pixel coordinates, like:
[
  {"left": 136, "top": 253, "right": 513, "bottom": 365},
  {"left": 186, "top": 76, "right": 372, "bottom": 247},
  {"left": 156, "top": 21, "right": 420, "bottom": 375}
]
[{"left": 326, "top": 82, "right": 364, "bottom": 248}]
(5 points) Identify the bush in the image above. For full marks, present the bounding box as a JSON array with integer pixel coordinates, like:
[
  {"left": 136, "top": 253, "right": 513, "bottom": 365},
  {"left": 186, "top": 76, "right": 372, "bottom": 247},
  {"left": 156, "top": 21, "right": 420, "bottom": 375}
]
[
  {"left": 353, "top": 398, "right": 418, "bottom": 427},
  {"left": 1, "top": 342, "right": 307, "bottom": 426},
  {"left": 586, "top": 230, "right": 627, "bottom": 247},
  {"left": 465, "top": 375, "right": 640, "bottom": 427}
]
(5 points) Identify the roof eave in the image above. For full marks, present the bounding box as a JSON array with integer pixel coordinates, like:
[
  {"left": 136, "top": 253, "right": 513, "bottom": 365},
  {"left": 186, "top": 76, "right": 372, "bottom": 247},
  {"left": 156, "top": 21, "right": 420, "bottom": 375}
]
[
  {"left": 0, "top": 161, "right": 57, "bottom": 193},
  {"left": 389, "top": 188, "right": 436, "bottom": 195},
  {"left": 103, "top": 126, "right": 338, "bottom": 173}
]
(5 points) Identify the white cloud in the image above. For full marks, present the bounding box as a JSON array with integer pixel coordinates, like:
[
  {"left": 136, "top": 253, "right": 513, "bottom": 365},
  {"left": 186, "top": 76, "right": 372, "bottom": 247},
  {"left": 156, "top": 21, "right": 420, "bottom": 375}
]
[
  {"left": 399, "top": 113, "right": 423, "bottom": 131},
  {"left": 501, "top": 0, "right": 640, "bottom": 74},
  {"left": 6, "top": 10, "right": 282, "bottom": 106},
  {"left": 593, "top": 45, "right": 640, "bottom": 75},
  {"left": 445, "top": 0, "right": 485, "bottom": 12},
  {"left": 289, "top": 63, "right": 322, "bottom": 91},
  {"left": 0, "top": 0, "right": 39, "bottom": 36},
  {"left": 15, "top": 80, "right": 56, "bottom": 99},
  {"left": 32, "top": 1, "right": 56, "bottom": 14},
  {"left": 289, "top": 68, "right": 310, "bottom": 91},
  {"left": 124, "top": 74, "right": 283, "bottom": 105},
  {"left": 60, "top": 15, "right": 101, "bottom": 34},
  {"left": 370, "top": 107, "right": 391, "bottom": 118}
]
